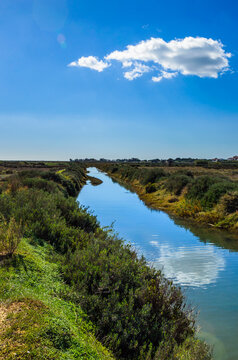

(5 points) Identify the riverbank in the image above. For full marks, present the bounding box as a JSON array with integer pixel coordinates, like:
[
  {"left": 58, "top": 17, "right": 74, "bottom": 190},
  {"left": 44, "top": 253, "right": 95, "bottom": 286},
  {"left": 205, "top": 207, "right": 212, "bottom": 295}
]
[
  {"left": 87, "top": 175, "right": 103, "bottom": 185},
  {"left": 96, "top": 164, "right": 238, "bottom": 234},
  {"left": 0, "top": 161, "right": 211, "bottom": 359}
]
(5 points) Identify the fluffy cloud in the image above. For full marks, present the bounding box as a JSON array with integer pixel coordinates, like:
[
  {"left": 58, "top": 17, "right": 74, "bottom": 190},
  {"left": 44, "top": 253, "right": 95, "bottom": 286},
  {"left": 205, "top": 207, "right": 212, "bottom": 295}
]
[
  {"left": 69, "top": 36, "right": 231, "bottom": 82},
  {"left": 68, "top": 56, "right": 110, "bottom": 72},
  {"left": 152, "top": 71, "right": 178, "bottom": 82},
  {"left": 123, "top": 62, "right": 151, "bottom": 80}
]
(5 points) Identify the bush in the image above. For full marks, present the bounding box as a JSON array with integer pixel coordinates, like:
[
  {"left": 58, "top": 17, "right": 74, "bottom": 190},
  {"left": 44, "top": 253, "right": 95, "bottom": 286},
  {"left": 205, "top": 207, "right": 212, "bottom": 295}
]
[
  {"left": 7, "top": 175, "right": 22, "bottom": 194},
  {"left": 145, "top": 184, "right": 157, "bottom": 193},
  {"left": 42, "top": 171, "right": 78, "bottom": 196},
  {"left": 220, "top": 191, "right": 238, "bottom": 214},
  {"left": 0, "top": 217, "right": 22, "bottom": 256},
  {"left": 0, "top": 188, "right": 99, "bottom": 254},
  {"left": 174, "top": 170, "right": 194, "bottom": 178},
  {"left": 186, "top": 176, "right": 217, "bottom": 201},
  {"left": 195, "top": 160, "right": 209, "bottom": 167},
  {"left": 165, "top": 175, "right": 191, "bottom": 195},
  {"left": 22, "top": 177, "right": 60, "bottom": 194},
  {"left": 111, "top": 166, "right": 119, "bottom": 174},
  {"left": 201, "top": 181, "right": 237, "bottom": 209},
  {"left": 141, "top": 169, "right": 166, "bottom": 185}
]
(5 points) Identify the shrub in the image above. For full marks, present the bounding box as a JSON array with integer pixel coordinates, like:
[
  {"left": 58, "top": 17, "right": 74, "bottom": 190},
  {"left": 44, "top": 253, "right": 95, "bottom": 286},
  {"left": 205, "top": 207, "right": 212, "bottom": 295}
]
[
  {"left": 195, "top": 160, "right": 209, "bottom": 167},
  {"left": 0, "top": 188, "right": 98, "bottom": 253},
  {"left": 7, "top": 175, "right": 22, "bottom": 194},
  {"left": 111, "top": 166, "right": 119, "bottom": 174},
  {"left": 186, "top": 176, "right": 217, "bottom": 201},
  {"left": 220, "top": 191, "right": 238, "bottom": 214},
  {"left": 19, "top": 169, "right": 44, "bottom": 179},
  {"left": 141, "top": 169, "right": 166, "bottom": 185},
  {"left": 173, "top": 337, "right": 212, "bottom": 360},
  {"left": 145, "top": 183, "right": 157, "bottom": 193},
  {"left": 22, "top": 177, "right": 60, "bottom": 194},
  {"left": 42, "top": 171, "right": 78, "bottom": 196},
  {"left": 165, "top": 174, "right": 191, "bottom": 195},
  {"left": 0, "top": 217, "right": 22, "bottom": 256},
  {"left": 174, "top": 170, "right": 194, "bottom": 178},
  {"left": 201, "top": 181, "right": 237, "bottom": 209}
]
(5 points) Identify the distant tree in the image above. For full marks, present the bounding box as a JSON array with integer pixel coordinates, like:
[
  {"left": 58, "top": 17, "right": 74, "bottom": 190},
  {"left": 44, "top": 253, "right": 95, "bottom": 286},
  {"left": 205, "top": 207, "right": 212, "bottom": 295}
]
[
  {"left": 166, "top": 158, "right": 174, "bottom": 166},
  {"left": 195, "top": 160, "right": 209, "bottom": 167}
]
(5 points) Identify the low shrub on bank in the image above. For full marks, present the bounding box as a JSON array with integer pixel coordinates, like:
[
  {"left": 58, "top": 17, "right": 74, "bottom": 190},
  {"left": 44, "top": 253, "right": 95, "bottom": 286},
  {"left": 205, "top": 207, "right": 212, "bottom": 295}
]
[
  {"left": 0, "top": 189, "right": 98, "bottom": 253},
  {"left": 220, "top": 191, "right": 238, "bottom": 214},
  {"left": 145, "top": 183, "right": 157, "bottom": 193},
  {"left": 22, "top": 177, "right": 61, "bottom": 193},
  {"left": 164, "top": 174, "right": 191, "bottom": 195},
  {"left": 201, "top": 181, "right": 237, "bottom": 209},
  {"left": 174, "top": 169, "right": 194, "bottom": 178},
  {"left": 0, "top": 217, "right": 22, "bottom": 256},
  {"left": 186, "top": 176, "right": 217, "bottom": 201},
  {"left": 140, "top": 169, "right": 167, "bottom": 185},
  {"left": 186, "top": 176, "right": 238, "bottom": 210}
]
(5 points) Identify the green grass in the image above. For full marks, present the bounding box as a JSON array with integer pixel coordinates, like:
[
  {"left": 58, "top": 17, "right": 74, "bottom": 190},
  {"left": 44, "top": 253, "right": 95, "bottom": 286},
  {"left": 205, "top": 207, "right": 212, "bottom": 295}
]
[{"left": 0, "top": 238, "right": 114, "bottom": 360}]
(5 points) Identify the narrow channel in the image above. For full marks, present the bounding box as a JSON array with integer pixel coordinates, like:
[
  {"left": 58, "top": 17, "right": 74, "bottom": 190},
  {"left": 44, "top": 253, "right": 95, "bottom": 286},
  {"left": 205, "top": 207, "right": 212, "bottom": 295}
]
[{"left": 78, "top": 167, "right": 238, "bottom": 360}]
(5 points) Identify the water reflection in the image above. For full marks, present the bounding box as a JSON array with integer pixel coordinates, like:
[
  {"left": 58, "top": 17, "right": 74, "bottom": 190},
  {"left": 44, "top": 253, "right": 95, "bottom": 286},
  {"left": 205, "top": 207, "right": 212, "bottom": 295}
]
[{"left": 149, "top": 241, "right": 225, "bottom": 287}]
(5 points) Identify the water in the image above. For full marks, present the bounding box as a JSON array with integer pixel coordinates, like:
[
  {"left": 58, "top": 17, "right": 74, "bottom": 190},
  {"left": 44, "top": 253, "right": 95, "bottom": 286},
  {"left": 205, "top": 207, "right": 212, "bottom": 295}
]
[{"left": 78, "top": 167, "right": 238, "bottom": 360}]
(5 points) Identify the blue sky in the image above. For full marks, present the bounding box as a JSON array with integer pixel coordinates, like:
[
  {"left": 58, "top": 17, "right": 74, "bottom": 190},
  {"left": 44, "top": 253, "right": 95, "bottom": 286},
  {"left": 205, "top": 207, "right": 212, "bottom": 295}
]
[{"left": 0, "top": 0, "right": 237, "bottom": 160}]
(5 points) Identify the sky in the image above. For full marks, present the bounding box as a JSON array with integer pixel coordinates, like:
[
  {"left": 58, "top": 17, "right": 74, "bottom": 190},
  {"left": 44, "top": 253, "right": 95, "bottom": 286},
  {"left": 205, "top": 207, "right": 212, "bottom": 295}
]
[{"left": 0, "top": 0, "right": 238, "bottom": 160}]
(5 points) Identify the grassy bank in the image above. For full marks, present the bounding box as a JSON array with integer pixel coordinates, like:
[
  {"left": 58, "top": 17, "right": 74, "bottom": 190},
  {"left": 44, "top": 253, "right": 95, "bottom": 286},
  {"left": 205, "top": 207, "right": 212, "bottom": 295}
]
[
  {"left": 97, "top": 163, "right": 238, "bottom": 233},
  {"left": 0, "top": 239, "right": 114, "bottom": 360},
  {"left": 0, "top": 161, "right": 212, "bottom": 359}
]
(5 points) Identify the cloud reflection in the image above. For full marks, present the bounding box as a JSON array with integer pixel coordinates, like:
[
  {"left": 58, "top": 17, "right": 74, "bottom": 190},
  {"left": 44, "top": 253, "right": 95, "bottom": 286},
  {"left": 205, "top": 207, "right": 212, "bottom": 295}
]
[{"left": 150, "top": 242, "right": 225, "bottom": 287}]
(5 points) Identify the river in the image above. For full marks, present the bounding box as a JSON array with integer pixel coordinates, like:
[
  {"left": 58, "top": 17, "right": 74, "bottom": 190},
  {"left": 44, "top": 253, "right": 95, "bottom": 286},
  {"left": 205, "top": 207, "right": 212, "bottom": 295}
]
[{"left": 78, "top": 167, "right": 238, "bottom": 360}]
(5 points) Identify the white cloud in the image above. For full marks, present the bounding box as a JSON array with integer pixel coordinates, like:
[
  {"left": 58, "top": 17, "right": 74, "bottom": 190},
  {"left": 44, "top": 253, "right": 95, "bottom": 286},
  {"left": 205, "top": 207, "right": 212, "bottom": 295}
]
[
  {"left": 123, "top": 62, "right": 151, "bottom": 80},
  {"left": 69, "top": 36, "right": 232, "bottom": 82},
  {"left": 152, "top": 71, "right": 178, "bottom": 82},
  {"left": 122, "top": 61, "right": 133, "bottom": 68},
  {"left": 68, "top": 56, "right": 110, "bottom": 72}
]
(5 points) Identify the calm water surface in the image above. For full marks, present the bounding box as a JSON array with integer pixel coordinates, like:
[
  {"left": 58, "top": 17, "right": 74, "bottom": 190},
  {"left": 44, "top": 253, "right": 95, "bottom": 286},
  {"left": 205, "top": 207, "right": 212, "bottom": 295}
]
[{"left": 78, "top": 168, "right": 238, "bottom": 360}]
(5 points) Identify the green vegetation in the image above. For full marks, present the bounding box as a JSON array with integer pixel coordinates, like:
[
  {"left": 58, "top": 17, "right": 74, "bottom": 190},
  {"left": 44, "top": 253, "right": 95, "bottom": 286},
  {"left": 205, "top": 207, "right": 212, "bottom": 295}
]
[
  {"left": 98, "top": 163, "right": 238, "bottom": 232},
  {"left": 0, "top": 239, "right": 114, "bottom": 360},
  {"left": 187, "top": 177, "right": 237, "bottom": 210},
  {"left": 87, "top": 175, "right": 103, "bottom": 185},
  {"left": 0, "top": 161, "right": 211, "bottom": 359},
  {"left": 0, "top": 217, "right": 22, "bottom": 256},
  {"left": 71, "top": 157, "right": 238, "bottom": 170},
  {"left": 165, "top": 174, "right": 192, "bottom": 196}
]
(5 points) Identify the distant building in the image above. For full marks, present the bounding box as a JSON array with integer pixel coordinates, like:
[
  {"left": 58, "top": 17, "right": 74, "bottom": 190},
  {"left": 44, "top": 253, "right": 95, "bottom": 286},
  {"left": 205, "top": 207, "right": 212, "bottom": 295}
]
[{"left": 228, "top": 156, "right": 238, "bottom": 161}]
